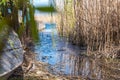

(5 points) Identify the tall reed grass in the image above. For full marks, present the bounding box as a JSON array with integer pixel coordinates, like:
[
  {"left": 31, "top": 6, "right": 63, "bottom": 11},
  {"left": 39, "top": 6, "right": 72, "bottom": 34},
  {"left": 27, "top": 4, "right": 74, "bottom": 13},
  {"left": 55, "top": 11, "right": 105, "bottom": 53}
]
[{"left": 57, "top": 0, "right": 120, "bottom": 58}]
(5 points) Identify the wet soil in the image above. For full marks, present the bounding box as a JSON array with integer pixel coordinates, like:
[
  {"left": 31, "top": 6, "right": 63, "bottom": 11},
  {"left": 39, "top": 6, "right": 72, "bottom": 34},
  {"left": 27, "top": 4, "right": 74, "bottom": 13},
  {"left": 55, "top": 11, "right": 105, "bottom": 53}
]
[{"left": 8, "top": 50, "right": 83, "bottom": 80}]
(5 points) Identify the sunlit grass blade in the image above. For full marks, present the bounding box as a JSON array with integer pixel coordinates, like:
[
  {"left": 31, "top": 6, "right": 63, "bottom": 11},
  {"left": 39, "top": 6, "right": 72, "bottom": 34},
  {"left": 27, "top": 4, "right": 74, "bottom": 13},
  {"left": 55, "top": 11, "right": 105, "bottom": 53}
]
[
  {"left": 18, "top": 23, "right": 25, "bottom": 37},
  {"left": 0, "top": 18, "right": 10, "bottom": 51},
  {"left": 35, "top": 6, "right": 57, "bottom": 13},
  {"left": 29, "top": 5, "right": 39, "bottom": 43}
]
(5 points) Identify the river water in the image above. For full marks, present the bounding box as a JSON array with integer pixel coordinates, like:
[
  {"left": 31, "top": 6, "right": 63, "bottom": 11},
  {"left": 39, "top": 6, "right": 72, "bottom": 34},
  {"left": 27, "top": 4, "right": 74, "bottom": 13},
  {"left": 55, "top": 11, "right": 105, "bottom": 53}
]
[{"left": 35, "top": 23, "right": 120, "bottom": 80}]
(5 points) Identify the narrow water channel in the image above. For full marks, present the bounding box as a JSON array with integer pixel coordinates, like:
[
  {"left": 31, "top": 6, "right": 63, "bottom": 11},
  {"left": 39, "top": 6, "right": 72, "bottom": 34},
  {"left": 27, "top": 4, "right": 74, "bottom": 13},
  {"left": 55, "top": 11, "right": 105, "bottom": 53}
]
[{"left": 35, "top": 23, "right": 120, "bottom": 80}]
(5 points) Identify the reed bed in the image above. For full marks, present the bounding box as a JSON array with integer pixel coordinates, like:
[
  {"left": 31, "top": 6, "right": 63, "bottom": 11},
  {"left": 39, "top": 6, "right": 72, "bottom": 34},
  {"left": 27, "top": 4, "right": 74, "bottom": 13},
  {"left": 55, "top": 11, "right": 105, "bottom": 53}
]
[{"left": 57, "top": 0, "right": 120, "bottom": 58}]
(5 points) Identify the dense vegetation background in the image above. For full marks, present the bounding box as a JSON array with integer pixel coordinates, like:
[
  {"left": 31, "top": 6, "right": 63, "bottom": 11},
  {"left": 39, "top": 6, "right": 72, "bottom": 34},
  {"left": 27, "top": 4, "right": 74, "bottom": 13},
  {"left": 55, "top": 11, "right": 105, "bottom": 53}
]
[
  {"left": 57, "top": 0, "right": 120, "bottom": 58},
  {"left": 0, "top": 0, "right": 56, "bottom": 51}
]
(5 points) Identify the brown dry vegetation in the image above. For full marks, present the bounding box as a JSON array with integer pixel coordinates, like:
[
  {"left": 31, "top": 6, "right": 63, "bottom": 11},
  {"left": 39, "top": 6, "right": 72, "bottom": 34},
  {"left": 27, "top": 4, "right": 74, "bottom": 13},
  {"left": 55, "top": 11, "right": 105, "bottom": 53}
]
[{"left": 57, "top": 0, "right": 120, "bottom": 58}]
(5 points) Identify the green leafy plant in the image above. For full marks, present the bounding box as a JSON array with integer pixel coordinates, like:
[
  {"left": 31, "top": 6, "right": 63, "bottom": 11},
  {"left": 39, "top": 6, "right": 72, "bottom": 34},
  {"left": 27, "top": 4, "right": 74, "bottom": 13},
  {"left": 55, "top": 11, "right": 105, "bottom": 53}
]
[
  {"left": 35, "top": 6, "right": 56, "bottom": 13},
  {"left": 0, "top": 0, "right": 57, "bottom": 51}
]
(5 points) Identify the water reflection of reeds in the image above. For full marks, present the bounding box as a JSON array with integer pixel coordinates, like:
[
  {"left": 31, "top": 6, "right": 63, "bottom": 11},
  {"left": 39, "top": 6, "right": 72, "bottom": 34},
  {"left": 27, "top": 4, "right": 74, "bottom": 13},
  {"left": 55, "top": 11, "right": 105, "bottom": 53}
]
[
  {"left": 35, "top": 24, "right": 120, "bottom": 80},
  {"left": 48, "top": 52, "right": 120, "bottom": 80}
]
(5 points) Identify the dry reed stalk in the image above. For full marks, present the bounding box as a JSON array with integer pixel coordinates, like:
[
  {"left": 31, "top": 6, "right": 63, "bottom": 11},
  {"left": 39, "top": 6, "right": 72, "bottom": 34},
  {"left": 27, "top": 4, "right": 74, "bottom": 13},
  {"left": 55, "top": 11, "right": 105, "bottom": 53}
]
[{"left": 57, "top": 0, "right": 120, "bottom": 57}]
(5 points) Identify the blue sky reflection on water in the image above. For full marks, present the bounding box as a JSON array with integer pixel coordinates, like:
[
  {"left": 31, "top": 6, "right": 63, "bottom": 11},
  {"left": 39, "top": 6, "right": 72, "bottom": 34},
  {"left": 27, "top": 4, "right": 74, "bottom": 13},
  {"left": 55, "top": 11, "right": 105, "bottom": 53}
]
[
  {"left": 33, "top": 0, "right": 53, "bottom": 15},
  {"left": 33, "top": 0, "right": 49, "bottom": 6}
]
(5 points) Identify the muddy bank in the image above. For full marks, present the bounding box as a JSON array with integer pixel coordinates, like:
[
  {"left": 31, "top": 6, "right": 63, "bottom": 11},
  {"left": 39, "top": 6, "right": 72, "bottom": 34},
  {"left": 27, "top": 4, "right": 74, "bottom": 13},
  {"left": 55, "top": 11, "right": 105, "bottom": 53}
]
[
  {"left": 8, "top": 49, "right": 83, "bottom": 80},
  {"left": 8, "top": 50, "right": 120, "bottom": 80}
]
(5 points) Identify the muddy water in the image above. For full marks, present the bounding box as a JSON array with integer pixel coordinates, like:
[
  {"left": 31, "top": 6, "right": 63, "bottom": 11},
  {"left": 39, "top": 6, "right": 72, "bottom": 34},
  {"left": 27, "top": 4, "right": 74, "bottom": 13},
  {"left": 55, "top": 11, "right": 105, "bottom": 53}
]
[{"left": 35, "top": 23, "right": 120, "bottom": 80}]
